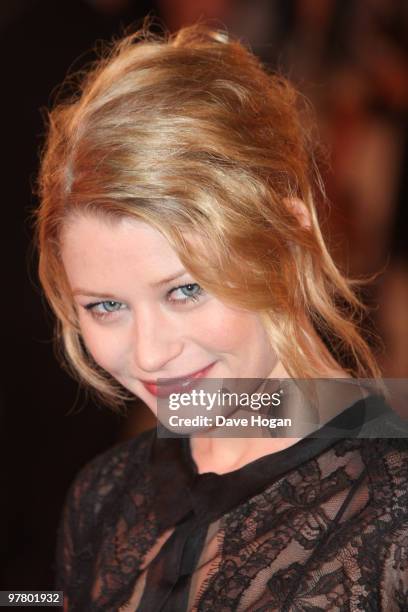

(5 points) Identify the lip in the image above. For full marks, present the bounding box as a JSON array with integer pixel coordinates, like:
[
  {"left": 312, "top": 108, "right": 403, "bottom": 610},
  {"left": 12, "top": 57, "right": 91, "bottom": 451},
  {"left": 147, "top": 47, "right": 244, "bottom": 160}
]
[{"left": 141, "top": 362, "right": 216, "bottom": 398}]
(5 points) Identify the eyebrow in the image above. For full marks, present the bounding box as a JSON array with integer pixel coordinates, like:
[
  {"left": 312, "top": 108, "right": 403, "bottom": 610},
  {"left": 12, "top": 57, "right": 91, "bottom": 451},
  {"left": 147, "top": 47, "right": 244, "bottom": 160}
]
[{"left": 72, "top": 269, "right": 187, "bottom": 297}]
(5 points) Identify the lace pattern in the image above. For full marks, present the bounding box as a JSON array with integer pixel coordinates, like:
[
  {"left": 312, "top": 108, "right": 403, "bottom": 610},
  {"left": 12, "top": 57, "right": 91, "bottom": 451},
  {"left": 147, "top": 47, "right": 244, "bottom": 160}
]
[{"left": 55, "top": 404, "right": 408, "bottom": 611}]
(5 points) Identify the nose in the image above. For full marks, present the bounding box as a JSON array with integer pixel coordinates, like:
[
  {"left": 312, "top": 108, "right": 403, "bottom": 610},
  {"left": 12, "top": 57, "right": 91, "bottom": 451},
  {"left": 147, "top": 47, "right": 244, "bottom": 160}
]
[{"left": 130, "top": 303, "right": 184, "bottom": 375}]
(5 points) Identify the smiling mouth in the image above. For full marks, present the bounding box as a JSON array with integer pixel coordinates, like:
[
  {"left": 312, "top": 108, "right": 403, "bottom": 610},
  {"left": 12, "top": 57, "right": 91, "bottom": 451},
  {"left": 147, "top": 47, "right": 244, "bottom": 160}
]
[{"left": 140, "top": 362, "right": 216, "bottom": 398}]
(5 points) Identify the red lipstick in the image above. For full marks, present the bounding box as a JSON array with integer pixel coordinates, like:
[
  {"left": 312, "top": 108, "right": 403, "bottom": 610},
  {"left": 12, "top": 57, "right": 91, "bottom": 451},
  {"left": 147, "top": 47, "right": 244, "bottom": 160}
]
[{"left": 141, "top": 362, "right": 216, "bottom": 398}]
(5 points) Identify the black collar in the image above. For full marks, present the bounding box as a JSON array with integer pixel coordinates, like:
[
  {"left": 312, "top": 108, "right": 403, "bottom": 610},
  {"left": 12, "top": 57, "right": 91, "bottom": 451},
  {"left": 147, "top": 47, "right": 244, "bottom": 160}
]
[{"left": 149, "top": 394, "right": 390, "bottom": 529}]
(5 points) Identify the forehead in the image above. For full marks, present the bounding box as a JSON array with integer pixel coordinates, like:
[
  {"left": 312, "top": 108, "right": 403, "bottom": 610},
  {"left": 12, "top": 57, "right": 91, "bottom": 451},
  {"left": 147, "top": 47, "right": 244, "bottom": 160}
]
[
  {"left": 61, "top": 213, "right": 170, "bottom": 251},
  {"left": 60, "top": 214, "right": 183, "bottom": 287}
]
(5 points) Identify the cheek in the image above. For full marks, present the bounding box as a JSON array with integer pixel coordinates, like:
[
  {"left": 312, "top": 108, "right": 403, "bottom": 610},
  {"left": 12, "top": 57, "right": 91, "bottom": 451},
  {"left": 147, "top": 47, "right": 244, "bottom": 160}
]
[
  {"left": 79, "top": 320, "right": 126, "bottom": 376},
  {"left": 193, "top": 301, "right": 270, "bottom": 352}
]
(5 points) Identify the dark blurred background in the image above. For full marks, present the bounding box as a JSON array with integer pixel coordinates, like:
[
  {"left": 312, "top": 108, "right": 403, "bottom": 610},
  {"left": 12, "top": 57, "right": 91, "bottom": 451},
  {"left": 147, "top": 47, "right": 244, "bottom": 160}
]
[{"left": 1, "top": 0, "right": 407, "bottom": 590}]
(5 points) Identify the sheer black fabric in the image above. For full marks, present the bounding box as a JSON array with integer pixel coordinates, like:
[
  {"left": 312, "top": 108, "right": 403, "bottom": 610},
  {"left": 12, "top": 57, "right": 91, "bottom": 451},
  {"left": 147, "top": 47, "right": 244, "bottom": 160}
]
[{"left": 55, "top": 396, "right": 408, "bottom": 611}]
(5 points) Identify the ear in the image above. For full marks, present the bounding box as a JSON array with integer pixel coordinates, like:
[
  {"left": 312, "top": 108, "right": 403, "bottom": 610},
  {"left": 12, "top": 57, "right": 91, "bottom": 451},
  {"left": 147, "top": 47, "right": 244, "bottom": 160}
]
[{"left": 283, "top": 197, "right": 312, "bottom": 229}]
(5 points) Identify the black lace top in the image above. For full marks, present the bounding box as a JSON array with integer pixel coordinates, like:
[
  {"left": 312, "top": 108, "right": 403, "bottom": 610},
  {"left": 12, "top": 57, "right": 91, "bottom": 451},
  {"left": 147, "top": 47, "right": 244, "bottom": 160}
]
[{"left": 56, "top": 395, "right": 408, "bottom": 611}]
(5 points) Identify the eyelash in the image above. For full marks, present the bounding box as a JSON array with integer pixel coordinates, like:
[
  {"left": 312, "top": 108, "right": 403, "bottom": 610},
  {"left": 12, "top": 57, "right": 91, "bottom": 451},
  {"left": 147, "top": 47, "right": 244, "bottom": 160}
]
[{"left": 83, "top": 283, "right": 204, "bottom": 321}]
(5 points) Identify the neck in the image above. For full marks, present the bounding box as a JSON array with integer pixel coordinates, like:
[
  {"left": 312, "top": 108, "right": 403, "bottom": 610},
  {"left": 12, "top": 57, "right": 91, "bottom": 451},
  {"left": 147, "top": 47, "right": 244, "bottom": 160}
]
[{"left": 190, "top": 324, "right": 352, "bottom": 475}]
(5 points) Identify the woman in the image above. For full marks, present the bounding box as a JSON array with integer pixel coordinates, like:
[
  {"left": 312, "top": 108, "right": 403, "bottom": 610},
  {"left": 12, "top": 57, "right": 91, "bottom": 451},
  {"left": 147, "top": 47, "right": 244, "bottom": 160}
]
[{"left": 35, "top": 23, "right": 408, "bottom": 611}]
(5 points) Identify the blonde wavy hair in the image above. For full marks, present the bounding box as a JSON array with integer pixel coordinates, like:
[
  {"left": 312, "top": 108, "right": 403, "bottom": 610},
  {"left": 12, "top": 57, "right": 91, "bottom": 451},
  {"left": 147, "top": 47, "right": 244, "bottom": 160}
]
[{"left": 34, "top": 22, "right": 382, "bottom": 410}]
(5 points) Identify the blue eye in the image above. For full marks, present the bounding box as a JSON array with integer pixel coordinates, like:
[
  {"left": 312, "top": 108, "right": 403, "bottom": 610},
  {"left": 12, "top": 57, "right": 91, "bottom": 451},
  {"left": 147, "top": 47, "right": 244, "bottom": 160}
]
[
  {"left": 84, "top": 300, "right": 124, "bottom": 320},
  {"left": 83, "top": 283, "right": 204, "bottom": 321},
  {"left": 168, "top": 283, "right": 204, "bottom": 304},
  {"left": 100, "top": 301, "right": 122, "bottom": 312}
]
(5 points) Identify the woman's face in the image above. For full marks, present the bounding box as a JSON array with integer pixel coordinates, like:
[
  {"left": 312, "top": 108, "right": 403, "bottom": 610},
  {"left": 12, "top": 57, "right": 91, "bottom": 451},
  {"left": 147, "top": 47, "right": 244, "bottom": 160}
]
[{"left": 60, "top": 214, "right": 283, "bottom": 414}]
